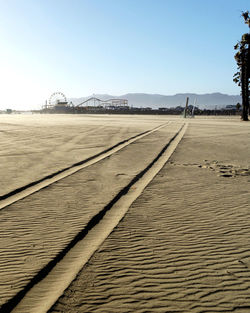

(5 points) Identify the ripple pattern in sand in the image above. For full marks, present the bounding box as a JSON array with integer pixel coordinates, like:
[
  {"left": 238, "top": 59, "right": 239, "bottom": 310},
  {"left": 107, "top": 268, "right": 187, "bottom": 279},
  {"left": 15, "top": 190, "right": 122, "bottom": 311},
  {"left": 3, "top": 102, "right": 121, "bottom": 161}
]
[
  {"left": 51, "top": 165, "right": 250, "bottom": 313},
  {"left": 0, "top": 124, "right": 181, "bottom": 308}
]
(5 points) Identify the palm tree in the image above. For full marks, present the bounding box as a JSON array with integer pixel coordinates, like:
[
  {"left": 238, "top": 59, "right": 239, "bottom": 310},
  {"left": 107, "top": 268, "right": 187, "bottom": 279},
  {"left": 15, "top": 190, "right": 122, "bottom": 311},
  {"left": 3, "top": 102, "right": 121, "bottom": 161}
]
[{"left": 233, "top": 11, "right": 250, "bottom": 121}]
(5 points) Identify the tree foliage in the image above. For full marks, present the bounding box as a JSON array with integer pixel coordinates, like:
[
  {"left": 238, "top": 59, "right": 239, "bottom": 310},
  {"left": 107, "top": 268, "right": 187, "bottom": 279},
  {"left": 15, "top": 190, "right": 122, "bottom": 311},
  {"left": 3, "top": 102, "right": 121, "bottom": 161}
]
[{"left": 233, "top": 11, "right": 250, "bottom": 121}]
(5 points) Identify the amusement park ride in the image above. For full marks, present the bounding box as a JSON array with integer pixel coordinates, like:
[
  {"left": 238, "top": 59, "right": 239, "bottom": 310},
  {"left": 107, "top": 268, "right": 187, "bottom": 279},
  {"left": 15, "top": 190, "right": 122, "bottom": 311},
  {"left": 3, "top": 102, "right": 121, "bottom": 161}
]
[
  {"left": 43, "top": 92, "right": 69, "bottom": 110},
  {"left": 42, "top": 92, "right": 129, "bottom": 112},
  {"left": 76, "top": 97, "right": 128, "bottom": 108}
]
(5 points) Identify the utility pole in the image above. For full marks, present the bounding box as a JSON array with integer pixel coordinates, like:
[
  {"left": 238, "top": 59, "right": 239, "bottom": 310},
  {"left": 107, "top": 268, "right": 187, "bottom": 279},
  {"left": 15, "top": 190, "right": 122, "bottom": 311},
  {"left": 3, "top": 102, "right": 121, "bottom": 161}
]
[{"left": 184, "top": 97, "right": 189, "bottom": 118}]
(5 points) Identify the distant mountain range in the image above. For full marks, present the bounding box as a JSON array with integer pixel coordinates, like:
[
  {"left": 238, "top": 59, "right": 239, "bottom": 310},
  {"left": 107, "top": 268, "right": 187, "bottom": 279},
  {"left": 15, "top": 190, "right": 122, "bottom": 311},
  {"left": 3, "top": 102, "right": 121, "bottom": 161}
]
[{"left": 69, "top": 93, "right": 241, "bottom": 109}]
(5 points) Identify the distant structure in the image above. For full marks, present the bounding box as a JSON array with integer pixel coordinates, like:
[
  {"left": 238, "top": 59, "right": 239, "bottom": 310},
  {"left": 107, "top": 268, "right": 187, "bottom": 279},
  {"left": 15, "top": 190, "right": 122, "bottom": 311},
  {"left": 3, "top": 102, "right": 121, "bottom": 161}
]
[
  {"left": 76, "top": 97, "right": 128, "bottom": 109},
  {"left": 42, "top": 94, "right": 129, "bottom": 112},
  {"left": 43, "top": 92, "right": 68, "bottom": 110},
  {"left": 183, "top": 97, "right": 189, "bottom": 118}
]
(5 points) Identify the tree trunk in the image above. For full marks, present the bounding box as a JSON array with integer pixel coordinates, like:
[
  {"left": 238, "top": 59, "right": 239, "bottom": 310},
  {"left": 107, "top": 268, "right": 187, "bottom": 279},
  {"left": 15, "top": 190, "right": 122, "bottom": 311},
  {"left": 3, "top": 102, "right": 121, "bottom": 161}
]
[
  {"left": 241, "top": 53, "right": 249, "bottom": 121},
  {"left": 247, "top": 51, "right": 250, "bottom": 116}
]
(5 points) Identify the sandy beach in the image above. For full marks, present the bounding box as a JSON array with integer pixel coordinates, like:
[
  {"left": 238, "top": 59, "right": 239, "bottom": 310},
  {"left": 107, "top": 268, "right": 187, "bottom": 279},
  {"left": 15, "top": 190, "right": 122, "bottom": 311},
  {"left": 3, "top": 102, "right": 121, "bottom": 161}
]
[
  {"left": 0, "top": 114, "right": 167, "bottom": 197},
  {"left": 0, "top": 114, "right": 250, "bottom": 313}
]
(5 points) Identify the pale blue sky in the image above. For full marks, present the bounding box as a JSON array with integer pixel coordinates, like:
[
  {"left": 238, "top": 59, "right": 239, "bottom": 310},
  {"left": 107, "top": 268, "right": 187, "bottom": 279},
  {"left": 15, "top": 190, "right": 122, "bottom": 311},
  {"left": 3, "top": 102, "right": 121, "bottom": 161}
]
[{"left": 0, "top": 0, "right": 249, "bottom": 110}]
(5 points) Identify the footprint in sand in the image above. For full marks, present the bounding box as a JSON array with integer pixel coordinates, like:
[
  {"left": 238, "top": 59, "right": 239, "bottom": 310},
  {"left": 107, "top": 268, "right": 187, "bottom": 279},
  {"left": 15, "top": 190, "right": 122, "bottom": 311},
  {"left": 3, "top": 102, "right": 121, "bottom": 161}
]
[{"left": 220, "top": 173, "right": 233, "bottom": 178}]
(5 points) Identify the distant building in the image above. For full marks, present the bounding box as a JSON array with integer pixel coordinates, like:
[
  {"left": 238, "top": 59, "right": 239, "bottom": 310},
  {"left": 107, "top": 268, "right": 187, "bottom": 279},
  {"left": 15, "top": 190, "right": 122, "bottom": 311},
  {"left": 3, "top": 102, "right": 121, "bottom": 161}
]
[
  {"left": 225, "top": 105, "right": 237, "bottom": 110},
  {"left": 103, "top": 99, "right": 128, "bottom": 107},
  {"left": 55, "top": 100, "right": 68, "bottom": 107},
  {"left": 159, "top": 107, "right": 168, "bottom": 111}
]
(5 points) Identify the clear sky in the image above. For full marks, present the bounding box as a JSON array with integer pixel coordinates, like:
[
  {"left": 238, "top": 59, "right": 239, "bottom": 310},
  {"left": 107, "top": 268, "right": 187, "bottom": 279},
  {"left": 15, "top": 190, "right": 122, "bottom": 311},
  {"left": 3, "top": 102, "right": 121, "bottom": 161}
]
[{"left": 0, "top": 0, "right": 249, "bottom": 110}]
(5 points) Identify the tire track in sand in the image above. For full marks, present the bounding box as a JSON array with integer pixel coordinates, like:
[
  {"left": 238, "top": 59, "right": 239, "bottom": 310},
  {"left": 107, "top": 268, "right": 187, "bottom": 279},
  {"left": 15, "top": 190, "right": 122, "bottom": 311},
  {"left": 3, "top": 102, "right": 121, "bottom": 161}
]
[
  {"left": 1, "top": 123, "right": 187, "bottom": 313},
  {"left": 0, "top": 123, "right": 168, "bottom": 211}
]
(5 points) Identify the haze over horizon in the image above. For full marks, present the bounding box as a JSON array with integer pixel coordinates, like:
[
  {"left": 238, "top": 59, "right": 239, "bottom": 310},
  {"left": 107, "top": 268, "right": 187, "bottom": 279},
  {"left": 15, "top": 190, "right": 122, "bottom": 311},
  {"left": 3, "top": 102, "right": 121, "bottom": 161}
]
[{"left": 0, "top": 0, "right": 249, "bottom": 110}]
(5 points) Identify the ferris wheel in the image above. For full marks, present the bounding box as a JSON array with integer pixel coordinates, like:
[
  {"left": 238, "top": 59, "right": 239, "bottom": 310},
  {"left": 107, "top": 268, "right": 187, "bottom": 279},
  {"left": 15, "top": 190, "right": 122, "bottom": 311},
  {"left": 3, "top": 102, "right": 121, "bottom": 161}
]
[{"left": 49, "top": 92, "right": 67, "bottom": 106}]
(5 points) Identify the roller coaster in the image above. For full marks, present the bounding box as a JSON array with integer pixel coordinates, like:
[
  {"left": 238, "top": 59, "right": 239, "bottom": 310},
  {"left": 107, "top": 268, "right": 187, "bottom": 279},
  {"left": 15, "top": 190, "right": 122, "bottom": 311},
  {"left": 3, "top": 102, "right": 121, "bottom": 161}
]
[
  {"left": 43, "top": 93, "right": 129, "bottom": 111},
  {"left": 76, "top": 97, "right": 128, "bottom": 108}
]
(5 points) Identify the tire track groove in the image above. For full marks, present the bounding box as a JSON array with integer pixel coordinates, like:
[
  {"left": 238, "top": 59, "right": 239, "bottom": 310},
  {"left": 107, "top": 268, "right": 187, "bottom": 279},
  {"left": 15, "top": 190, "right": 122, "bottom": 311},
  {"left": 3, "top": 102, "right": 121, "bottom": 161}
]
[
  {"left": 0, "top": 123, "right": 168, "bottom": 210},
  {"left": 0, "top": 123, "right": 186, "bottom": 313}
]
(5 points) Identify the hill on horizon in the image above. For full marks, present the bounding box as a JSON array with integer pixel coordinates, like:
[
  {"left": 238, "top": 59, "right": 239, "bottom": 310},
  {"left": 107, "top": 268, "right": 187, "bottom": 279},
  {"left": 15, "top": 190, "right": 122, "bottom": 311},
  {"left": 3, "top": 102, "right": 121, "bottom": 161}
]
[{"left": 69, "top": 93, "right": 241, "bottom": 109}]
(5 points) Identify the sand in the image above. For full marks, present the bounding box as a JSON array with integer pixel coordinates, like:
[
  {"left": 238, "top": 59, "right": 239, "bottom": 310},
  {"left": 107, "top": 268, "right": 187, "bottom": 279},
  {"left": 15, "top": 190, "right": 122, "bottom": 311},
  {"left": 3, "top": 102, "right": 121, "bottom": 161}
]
[
  {"left": 0, "top": 114, "right": 179, "bottom": 308},
  {"left": 0, "top": 114, "right": 250, "bottom": 312},
  {"left": 0, "top": 114, "right": 168, "bottom": 197},
  {"left": 50, "top": 118, "right": 250, "bottom": 313}
]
